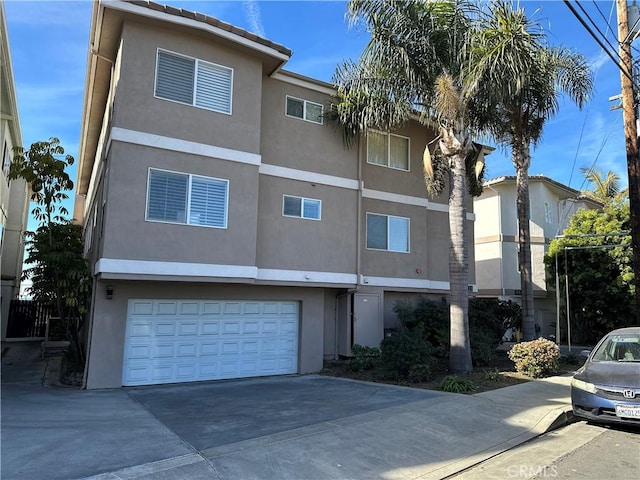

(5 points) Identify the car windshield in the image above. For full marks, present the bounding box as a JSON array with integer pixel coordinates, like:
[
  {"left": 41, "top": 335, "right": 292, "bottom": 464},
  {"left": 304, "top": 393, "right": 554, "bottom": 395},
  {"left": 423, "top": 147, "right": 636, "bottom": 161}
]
[{"left": 591, "top": 334, "right": 640, "bottom": 362}]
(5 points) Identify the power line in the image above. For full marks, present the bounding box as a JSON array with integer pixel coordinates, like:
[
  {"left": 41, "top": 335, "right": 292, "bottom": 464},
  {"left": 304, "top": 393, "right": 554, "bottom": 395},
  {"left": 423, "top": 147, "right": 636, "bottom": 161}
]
[
  {"left": 563, "top": 0, "right": 635, "bottom": 83},
  {"left": 591, "top": 0, "right": 617, "bottom": 41},
  {"left": 576, "top": 0, "right": 621, "bottom": 59}
]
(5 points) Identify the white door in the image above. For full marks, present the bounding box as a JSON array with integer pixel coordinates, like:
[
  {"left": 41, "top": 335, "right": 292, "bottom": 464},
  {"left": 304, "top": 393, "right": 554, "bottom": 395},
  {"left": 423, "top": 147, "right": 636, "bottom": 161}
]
[{"left": 122, "top": 299, "right": 298, "bottom": 386}]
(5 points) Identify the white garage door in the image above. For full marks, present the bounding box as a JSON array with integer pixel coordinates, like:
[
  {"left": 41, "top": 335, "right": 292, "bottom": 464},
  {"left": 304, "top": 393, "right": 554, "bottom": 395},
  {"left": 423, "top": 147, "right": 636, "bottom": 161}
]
[{"left": 122, "top": 299, "right": 299, "bottom": 386}]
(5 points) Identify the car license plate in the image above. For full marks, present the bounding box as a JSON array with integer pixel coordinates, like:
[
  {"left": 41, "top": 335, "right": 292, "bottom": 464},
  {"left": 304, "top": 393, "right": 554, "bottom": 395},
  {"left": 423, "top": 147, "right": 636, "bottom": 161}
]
[{"left": 615, "top": 405, "right": 640, "bottom": 418}]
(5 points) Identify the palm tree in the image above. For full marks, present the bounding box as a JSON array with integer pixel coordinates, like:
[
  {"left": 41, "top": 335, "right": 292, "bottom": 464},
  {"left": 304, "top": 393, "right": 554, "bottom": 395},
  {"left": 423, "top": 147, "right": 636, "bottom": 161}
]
[
  {"left": 468, "top": 1, "right": 593, "bottom": 341},
  {"left": 332, "top": 0, "right": 485, "bottom": 373},
  {"left": 580, "top": 167, "right": 628, "bottom": 204}
]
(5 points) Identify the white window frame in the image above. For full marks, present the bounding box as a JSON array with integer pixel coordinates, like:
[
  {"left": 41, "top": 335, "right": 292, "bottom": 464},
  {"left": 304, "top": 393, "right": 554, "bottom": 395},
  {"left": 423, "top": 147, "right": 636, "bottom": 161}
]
[
  {"left": 145, "top": 167, "right": 229, "bottom": 229},
  {"left": 544, "top": 202, "right": 553, "bottom": 224},
  {"left": 365, "top": 212, "right": 410, "bottom": 253},
  {"left": 2, "top": 142, "right": 11, "bottom": 179},
  {"left": 282, "top": 195, "right": 322, "bottom": 221},
  {"left": 154, "top": 48, "right": 233, "bottom": 115},
  {"left": 366, "top": 130, "right": 410, "bottom": 171},
  {"left": 285, "top": 95, "right": 324, "bottom": 125}
]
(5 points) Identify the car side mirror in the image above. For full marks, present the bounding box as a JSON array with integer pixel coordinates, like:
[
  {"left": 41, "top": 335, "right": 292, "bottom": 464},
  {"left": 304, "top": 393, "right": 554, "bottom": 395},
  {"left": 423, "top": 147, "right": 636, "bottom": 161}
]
[{"left": 579, "top": 349, "right": 591, "bottom": 358}]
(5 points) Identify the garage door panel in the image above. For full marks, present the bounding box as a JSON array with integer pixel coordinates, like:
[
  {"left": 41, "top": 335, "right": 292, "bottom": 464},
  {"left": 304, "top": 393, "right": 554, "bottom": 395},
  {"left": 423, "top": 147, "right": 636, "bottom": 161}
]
[
  {"left": 178, "top": 322, "right": 198, "bottom": 336},
  {"left": 201, "top": 321, "right": 220, "bottom": 335},
  {"left": 151, "top": 364, "right": 174, "bottom": 381},
  {"left": 131, "top": 301, "right": 153, "bottom": 315},
  {"left": 155, "top": 322, "right": 177, "bottom": 336},
  {"left": 223, "top": 303, "right": 242, "bottom": 315},
  {"left": 127, "top": 344, "right": 152, "bottom": 359},
  {"left": 177, "top": 343, "right": 197, "bottom": 357},
  {"left": 199, "top": 342, "right": 219, "bottom": 355},
  {"left": 179, "top": 302, "right": 200, "bottom": 315},
  {"left": 222, "top": 321, "right": 240, "bottom": 335},
  {"left": 176, "top": 364, "right": 197, "bottom": 379},
  {"left": 123, "top": 300, "right": 298, "bottom": 386},
  {"left": 129, "top": 321, "right": 153, "bottom": 337},
  {"left": 154, "top": 343, "right": 175, "bottom": 358}
]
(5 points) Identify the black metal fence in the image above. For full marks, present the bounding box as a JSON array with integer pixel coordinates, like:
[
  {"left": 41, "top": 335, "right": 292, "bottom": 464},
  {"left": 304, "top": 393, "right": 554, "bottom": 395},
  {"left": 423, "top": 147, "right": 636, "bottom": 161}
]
[{"left": 6, "top": 300, "right": 53, "bottom": 338}]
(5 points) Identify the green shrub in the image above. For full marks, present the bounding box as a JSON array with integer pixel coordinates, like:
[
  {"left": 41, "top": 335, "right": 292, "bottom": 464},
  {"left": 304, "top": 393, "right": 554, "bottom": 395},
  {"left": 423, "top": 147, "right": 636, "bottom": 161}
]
[
  {"left": 380, "top": 324, "right": 434, "bottom": 380},
  {"left": 508, "top": 338, "right": 560, "bottom": 378},
  {"left": 407, "top": 363, "right": 432, "bottom": 383},
  {"left": 440, "top": 375, "right": 476, "bottom": 393},
  {"left": 483, "top": 368, "right": 502, "bottom": 382},
  {"left": 393, "top": 297, "right": 521, "bottom": 366},
  {"left": 345, "top": 344, "right": 380, "bottom": 372}
]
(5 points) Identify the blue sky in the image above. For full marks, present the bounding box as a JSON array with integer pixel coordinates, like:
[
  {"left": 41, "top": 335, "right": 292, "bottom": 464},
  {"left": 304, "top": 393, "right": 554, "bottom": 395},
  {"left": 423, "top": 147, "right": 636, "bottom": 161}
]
[{"left": 4, "top": 0, "right": 632, "bottom": 227}]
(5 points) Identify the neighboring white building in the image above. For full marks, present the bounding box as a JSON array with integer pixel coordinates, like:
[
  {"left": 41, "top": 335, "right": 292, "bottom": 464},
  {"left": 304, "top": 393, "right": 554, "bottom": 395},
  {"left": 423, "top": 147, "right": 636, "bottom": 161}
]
[
  {"left": 474, "top": 175, "right": 602, "bottom": 338},
  {"left": 0, "top": 2, "right": 30, "bottom": 340}
]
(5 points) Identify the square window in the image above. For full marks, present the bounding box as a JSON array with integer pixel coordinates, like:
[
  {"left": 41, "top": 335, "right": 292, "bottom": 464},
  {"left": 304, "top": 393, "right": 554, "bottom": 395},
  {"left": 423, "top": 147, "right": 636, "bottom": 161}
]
[
  {"left": 367, "top": 130, "right": 409, "bottom": 171},
  {"left": 283, "top": 195, "right": 302, "bottom": 217},
  {"left": 305, "top": 102, "right": 323, "bottom": 124},
  {"left": 286, "top": 97, "right": 304, "bottom": 119},
  {"left": 366, "top": 213, "right": 409, "bottom": 252}
]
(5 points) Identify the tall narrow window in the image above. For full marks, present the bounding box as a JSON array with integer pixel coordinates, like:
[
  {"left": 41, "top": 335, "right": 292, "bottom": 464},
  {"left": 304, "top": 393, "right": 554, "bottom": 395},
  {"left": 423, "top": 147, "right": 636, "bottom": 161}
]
[
  {"left": 2, "top": 142, "right": 11, "bottom": 179},
  {"left": 544, "top": 202, "right": 553, "bottom": 223}
]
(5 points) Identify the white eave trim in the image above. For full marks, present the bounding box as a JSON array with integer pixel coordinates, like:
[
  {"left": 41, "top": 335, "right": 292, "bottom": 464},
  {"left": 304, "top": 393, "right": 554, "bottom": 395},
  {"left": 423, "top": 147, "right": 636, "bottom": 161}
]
[
  {"left": 102, "top": 0, "right": 290, "bottom": 62},
  {"left": 110, "top": 127, "right": 262, "bottom": 165},
  {"left": 259, "top": 164, "right": 360, "bottom": 190},
  {"left": 94, "top": 258, "right": 357, "bottom": 285},
  {"left": 361, "top": 275, "right": 450, "bottom": 291},
  {"left": 362, "top": 188, "right": 476, "bottom": 219},
  {"left": 95, "top": 258, "right": 258, "bottom": 279}
]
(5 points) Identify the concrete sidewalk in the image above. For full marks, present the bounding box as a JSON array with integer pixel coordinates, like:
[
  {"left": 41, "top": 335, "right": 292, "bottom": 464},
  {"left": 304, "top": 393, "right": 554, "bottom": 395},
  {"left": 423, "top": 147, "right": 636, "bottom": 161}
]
[{"left": 1, "top": 342, "right": 576, "bottom": 480}]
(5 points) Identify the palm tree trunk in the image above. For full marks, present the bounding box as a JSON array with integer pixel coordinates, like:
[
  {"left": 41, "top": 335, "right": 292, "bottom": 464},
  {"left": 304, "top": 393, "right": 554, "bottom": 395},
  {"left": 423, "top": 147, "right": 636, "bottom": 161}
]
[
  {"left": 514, "top": 146, "right": 535, "bottom": 341},
  {"left": 441, "top": 127, "right": 473, "bottom": 373}
]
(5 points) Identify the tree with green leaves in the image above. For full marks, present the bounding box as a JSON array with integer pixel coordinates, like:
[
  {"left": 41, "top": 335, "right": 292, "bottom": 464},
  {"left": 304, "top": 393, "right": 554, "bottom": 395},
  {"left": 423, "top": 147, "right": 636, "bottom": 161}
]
[
  {"left": 9, "top": 137, "right": 90, "bottom": 365},
  {"left": 22, "top": 221, "right": 92, "bottom": 362},
  {"left": 580, "top": 166, "right": 628, "bottom": 204},
  {"left": 332, "top": 0, "right": 486, "bottom": 373},
  {"left": 544, "top": 200, "right": 634, "bottom": 344},
  {"left": 468, "top": 1, "right": 593, "bottom": 340}
]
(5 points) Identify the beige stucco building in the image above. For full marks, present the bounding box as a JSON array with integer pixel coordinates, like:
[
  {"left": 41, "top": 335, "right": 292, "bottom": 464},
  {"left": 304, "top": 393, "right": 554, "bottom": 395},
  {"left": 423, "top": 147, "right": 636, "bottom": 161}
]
[
  {"left": 474, "top": 175, "right": 602, "bottom": 339},
  {"left": 0, "top": 2, "right": 29, "bottom": 341},
  {"left": 76, "top": 0, "right": 477, "bottom": 389}
]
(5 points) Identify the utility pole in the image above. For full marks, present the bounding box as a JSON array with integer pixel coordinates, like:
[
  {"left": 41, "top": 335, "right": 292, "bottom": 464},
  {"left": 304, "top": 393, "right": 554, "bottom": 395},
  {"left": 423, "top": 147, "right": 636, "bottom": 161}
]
[{"left": 617, "top": 0, "right": 640, "bottom": 322}]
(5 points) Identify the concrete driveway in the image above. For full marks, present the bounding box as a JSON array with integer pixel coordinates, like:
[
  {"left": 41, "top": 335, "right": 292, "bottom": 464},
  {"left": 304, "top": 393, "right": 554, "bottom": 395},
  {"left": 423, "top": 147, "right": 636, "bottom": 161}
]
[{"left": 1, "top": 343, "right": 445, "bottom": 480}]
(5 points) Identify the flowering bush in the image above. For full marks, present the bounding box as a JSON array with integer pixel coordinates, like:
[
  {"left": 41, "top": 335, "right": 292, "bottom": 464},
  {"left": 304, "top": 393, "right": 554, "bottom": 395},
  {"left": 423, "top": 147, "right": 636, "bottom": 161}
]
[{"left": 508, "top": 338, "right": 560, "bottom": 378}]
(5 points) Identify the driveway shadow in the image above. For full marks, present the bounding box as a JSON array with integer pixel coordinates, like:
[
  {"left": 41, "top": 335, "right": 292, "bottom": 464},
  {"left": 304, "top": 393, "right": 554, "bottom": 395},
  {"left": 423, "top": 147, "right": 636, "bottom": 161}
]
[{"left": 127, "top": 375, "right": 444, "bottom": 450}]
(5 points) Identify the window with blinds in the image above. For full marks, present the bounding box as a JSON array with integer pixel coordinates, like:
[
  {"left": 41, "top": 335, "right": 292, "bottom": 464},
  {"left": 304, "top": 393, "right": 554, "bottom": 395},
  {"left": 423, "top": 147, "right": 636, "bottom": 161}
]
[
  {"left": 155, "top": 49, "right": 233, "bottom": 115},
  {"left": 147, "top": 168, "right": 228, "bottom": 228}
]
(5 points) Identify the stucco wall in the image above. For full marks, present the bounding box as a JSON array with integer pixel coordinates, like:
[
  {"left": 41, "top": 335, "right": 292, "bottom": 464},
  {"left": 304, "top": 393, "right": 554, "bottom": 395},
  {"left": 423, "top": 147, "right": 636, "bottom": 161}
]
[
  {"left": 101, "top": 141, "right": 259, "bottom": 267},
  {"left": 113, "top": 21, "right": 263, "bottom": 154}
]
